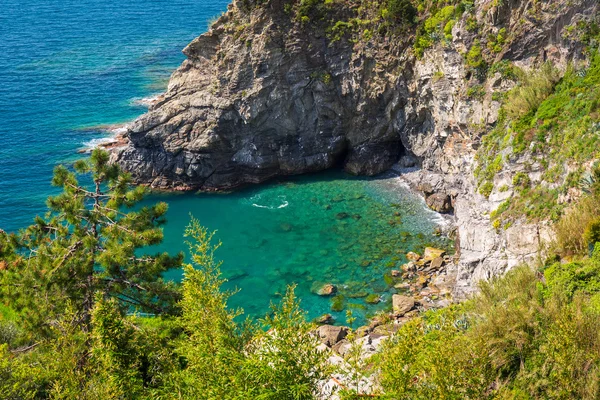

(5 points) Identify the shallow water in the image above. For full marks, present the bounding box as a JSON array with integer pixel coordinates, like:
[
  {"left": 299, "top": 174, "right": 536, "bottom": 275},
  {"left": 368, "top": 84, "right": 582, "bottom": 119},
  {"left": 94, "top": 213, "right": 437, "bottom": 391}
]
[
  {"left": 147, "top": 171, "right": 449, "bottom": 325},
  {"left": 0, "top": 0, "right": 449, "bottom": 325}
]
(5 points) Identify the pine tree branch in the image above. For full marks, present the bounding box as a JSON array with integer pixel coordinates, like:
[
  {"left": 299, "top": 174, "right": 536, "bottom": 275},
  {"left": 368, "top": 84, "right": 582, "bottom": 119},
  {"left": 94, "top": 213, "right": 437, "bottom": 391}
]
[
  {"left": 103, "top": 277, "right": 148, "bottom": 292},
  {"left": 52, "top": 240, "right": 84, "bottom": 272},
  {"left": 10, "top": 342, "right": 40, "bottom": 354}
]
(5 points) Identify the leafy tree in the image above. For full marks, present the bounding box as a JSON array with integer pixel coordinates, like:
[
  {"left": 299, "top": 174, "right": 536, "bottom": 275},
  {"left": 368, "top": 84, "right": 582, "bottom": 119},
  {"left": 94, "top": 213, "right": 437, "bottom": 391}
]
[
  {"left": 0, "top": 149, "right": 182, "bottom": 338},
  {"left": 156, "top": 217, "right": 327, "bottom": 400}
]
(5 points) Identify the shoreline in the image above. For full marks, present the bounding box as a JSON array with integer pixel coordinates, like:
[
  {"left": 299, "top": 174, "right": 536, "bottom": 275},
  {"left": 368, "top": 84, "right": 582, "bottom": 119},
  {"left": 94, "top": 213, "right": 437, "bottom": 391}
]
[{"left": 78, "top": 94, "right": 162, "bottom": 154}]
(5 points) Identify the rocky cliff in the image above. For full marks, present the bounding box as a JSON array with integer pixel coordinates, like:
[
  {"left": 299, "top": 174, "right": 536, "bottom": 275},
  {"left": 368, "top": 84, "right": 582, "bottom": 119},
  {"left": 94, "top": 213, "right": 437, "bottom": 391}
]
[{"left": 113, "top": 0, "right": 599, "bottom": 295}]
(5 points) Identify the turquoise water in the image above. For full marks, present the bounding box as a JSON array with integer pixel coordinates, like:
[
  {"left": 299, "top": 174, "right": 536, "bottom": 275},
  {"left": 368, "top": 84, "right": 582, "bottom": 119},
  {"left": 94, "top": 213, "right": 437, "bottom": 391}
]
[
  {"left": 0, "top": 0, "right": 230, "bottom": 231},
  {"left": 0, "top": 0, "right": 448, "bottom": 325},
  {"left": 148, "top": 172, "right": 449, "bottom": 324}
]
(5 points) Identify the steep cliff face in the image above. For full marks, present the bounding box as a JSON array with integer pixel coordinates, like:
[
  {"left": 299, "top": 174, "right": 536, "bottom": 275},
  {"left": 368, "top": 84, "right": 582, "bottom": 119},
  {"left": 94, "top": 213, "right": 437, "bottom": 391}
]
[
  {"left": 115, "top": 0, "right": 413, "bottom": 190},
  {"left": 113, "top": 0, "right": 598, "bottom": 294}
]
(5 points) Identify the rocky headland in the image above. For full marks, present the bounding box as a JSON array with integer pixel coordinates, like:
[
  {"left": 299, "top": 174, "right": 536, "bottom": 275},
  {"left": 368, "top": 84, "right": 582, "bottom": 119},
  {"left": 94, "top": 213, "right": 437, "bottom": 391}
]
[{"left": 112, "top": 0, "right": 599, "bottom": 297}]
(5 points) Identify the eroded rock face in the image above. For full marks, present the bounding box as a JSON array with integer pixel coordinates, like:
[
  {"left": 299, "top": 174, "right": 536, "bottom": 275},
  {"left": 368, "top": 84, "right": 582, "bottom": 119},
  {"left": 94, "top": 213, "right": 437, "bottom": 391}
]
[
  {"left": 392, "top": 295, "right": 415, "bottom": 316},
  {"left": 113, "top": 0, "right": 597, "bottom": 294},
  {"left": 113, "top": 1, "right": 410, "bottom": 190}
]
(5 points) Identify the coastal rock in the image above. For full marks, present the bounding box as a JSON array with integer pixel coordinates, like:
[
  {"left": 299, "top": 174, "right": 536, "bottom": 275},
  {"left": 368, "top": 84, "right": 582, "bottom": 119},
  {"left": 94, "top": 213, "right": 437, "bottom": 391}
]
[
  {"left": 406, "top": 252, "right": 420, "bottom": 262},
  {"left": 315, "top": 314, "right": 334, "bottom": 325},
  {"left": 111, "top": 0, "right": 598, "bottom": 297},
  {"left": 317, "top": 325, "right": 348, "bottom": 347},
  {"left": 392, "top": 295, "right": 415, "bottom": 316},
  {"left": 422, "top": 248, "right": 446, "bottom": 263},
  {"left": 425, "top": 192, "right": 453, "bottom": 213},
  {"left": 429, "top": 257, "right": 444, "bottom": 271}
]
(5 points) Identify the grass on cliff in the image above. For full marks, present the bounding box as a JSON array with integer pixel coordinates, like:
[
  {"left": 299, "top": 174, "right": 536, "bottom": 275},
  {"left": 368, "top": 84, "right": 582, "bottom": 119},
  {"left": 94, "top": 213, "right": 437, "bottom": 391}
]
[
  {"left": 475, "top": 52, "right": 600, "bottom": 229},
  {"left": 353, "top": 248, "right": 600, "bottom": 399}
]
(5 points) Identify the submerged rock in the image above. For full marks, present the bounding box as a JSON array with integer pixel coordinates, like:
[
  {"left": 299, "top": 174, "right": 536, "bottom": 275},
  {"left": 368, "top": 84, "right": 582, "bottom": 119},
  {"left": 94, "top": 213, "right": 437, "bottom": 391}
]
[
  {"left": 336, "top": 212, "right": 350, "bottom": 220},
  {"left": 279, "top": 223, "right": 293, "bottom": 232},
  {"left": 365, "top": 294, "right": 381, "bottom": 304},
  {"left": 311, "top": 283, "right": 337, "bottom": 296},
  {"left": 314, "top": 314, "right": 334, "bottom": 325}
]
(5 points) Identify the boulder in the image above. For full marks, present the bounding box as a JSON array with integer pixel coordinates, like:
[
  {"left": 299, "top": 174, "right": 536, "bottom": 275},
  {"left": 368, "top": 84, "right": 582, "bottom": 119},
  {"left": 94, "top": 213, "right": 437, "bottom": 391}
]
[
  {"left": 317, "top": 325, "right": 349, "bottom": 347},
  {"left": 392, "top": 295, "right": 415, "bottom": 316},
  {"left": 394, "top": 282, "right": 410, "bottom": 290},
  {"left": 332, "top": 339, "right": 352, "bottom": 356},
  {"left": 406, "top": 252, "right": 420, "bottom": 261},
  {"left": 422, "top": 247, "right": 446, "bottom": 262},
  {"left": 391, "top": 269, "right": 401, "bottom": 277},
  {"left": 429, "top": 256, "right": 444, "bottom": 271},
  {"left": 425, "top": 192, "right": 453, "bottom": 213},
  {"left": 314, "top": 314, "right": 334, "bottom": 325},
  {"left": 401, "top": 261, "right": 416, "bottom": 272}
]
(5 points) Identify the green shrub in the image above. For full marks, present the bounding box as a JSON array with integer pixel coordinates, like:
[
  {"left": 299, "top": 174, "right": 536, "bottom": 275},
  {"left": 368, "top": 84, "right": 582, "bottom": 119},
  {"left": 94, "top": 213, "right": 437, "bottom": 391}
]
[
  {"left": 386, "top": 0, "right": 417, "bottom": 24},
  {"left": 504, "top": 62, "right": 560, "bottom": 119},
  {"left": 369, "top": 265, "right": 600, "bottom": 399},
  {"left": 466, "top": 40, "right": 485, "bottom": 69}
]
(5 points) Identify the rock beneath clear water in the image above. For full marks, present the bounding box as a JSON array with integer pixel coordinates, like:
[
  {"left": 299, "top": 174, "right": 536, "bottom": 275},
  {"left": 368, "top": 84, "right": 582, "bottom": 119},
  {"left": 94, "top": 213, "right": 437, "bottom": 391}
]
[
  {"left": 280, "top": 223, "right": 293, "bottom": 232},
  {"left": 311, "top": 282, "right": 337, "bottom": 296},
  {"left": 347, "top": 291, "right": 369, "bottom": 299},
  {"left": 316, "top": 325, "right": 348, "bottom": 347},
  {"left": 365, "top": 294, "right": 381, "bottom": 304},
  {"left": 406, "top": 252, "right": 420, "bottom": 261},
  {"left": 392, "top": 294, "right": 415, "bottom": 316},
  {"left": 336, "top": 212, "right": 350, "bottom": 220},
  {"left": 225, "top": 269, "right": 248, "bottom": 281},
  {"left": 314, "top": 314, "right": 334, "bottom": 325}
]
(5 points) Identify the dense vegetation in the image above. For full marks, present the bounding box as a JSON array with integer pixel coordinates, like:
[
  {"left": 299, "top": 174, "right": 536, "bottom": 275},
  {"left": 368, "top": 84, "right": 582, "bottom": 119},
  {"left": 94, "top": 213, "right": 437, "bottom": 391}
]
[
  {"left": 0, "top": 150, "right": 326, "bottom": 399},
  {"left": 2, "top": 150, "right": 600, "bottom": 399}
]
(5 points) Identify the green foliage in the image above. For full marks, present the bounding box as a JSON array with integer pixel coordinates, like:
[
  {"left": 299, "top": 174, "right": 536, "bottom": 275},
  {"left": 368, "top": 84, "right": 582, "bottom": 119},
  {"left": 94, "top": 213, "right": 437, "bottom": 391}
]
[
  {"left": 466, "top": 39, "right": 485, "bottom": 69},
  {"left": 369, "top": 265, "right": 600, "bottom": 398},
  {"left": 504, "top": 62, "right": 560, "bottom": 119},
  {"left": 0, "top": 149, "right": 182, "bottom": 340},
  {"left": 385, "top": 0, "right": 417, "bottom": 24},
  {"left": 413, "top": 2, "right": 468, "bottom": 58},
  {"left": 545, "top": 245, "right": 600, "bottom": 299},
  {"left": 147, "top": 218, "right": 328, "bottom": 399},
  {"left": 466, "top": 84, "right": 486, "bottom": 99},
  {"left": 475, "top": 55, "right": 600, "bottom": 224},
  {"left": 487, "top": 27, "right": 508, "bottom": 53}
]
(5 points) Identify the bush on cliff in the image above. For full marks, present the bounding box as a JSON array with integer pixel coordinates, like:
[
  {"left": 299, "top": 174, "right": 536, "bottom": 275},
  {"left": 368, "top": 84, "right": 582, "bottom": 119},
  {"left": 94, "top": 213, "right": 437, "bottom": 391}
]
[{"left": 368, "top": 256, "right": 600, "bottom": 399}]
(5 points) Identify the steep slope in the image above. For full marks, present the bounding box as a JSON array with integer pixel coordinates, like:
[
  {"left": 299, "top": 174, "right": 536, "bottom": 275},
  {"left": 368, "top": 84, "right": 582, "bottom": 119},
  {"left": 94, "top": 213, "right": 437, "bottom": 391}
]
[{"left": 113, "top": 0, "right": 599, "bottom": 294}]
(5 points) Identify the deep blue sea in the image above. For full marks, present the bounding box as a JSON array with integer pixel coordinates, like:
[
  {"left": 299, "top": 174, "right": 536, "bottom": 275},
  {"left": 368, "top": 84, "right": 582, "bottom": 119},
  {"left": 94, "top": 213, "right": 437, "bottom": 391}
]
[{"left": 0, "top": 0, "right": 448, "bottom": 324}]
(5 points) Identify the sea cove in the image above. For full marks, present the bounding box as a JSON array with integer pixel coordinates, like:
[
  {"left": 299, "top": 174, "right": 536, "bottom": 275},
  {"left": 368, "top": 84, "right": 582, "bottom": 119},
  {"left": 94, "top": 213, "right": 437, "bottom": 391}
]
[
  {"left": 149, "top": 171, "right": 449, "bottom": 325},
  {"left": 0, "top": 0, "right": 448, "bottom": 325}
]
